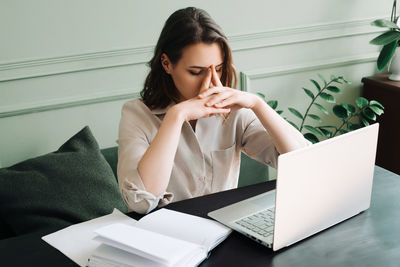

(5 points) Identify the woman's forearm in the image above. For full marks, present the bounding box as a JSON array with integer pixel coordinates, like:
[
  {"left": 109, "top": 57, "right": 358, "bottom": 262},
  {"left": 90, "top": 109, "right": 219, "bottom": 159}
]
[
  {"left": 137, "top": 106, "right": 185, "bottom": 197},
  {"left": 251, "top": 97, "right": 308, "bottom": 154}
]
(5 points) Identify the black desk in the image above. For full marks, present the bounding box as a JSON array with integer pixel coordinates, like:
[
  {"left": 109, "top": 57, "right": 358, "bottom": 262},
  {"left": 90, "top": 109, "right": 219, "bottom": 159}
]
[{"left": 1, "top": 166, "right": 399, "bottom": 267}]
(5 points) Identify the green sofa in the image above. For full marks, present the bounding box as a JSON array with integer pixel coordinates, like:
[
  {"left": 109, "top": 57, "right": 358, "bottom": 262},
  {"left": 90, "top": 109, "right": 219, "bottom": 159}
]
[{"left": 0, "top": 126, "right": 269, "bottom": 240}]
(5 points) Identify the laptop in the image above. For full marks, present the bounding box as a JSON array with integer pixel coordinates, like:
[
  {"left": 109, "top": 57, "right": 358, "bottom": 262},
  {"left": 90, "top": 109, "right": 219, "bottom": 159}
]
[{"left": 208, "top": 123, "right": 379, "bottom": 251}]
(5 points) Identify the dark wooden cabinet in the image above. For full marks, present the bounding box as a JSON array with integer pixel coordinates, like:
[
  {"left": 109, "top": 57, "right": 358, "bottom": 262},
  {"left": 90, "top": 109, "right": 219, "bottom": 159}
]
[{"left": 362, "top": 74, "right": 400, "bottom": 175}]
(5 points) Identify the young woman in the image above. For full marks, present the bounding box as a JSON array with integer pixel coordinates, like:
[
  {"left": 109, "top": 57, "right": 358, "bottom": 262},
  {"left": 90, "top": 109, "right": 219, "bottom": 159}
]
[{"left": 117, "top": 7, "right": 309, "bottom": 214}]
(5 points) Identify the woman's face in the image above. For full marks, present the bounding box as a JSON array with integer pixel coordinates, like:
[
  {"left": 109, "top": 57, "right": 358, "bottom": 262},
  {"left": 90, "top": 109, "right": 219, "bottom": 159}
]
[{"left": 163, "top": 42, "right": 224, "bottom": 102}]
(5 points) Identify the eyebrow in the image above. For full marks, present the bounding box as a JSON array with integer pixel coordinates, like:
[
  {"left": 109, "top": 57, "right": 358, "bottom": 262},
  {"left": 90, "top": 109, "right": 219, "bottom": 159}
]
[{"left": 188, "top": 63, "right": 224, "bottom": 69}]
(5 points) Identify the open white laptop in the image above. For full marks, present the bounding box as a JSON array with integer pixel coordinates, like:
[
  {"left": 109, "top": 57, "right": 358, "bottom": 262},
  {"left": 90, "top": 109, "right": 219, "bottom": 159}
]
[{"left": 208, "top": 123, "right": 379, "bottom": 251}]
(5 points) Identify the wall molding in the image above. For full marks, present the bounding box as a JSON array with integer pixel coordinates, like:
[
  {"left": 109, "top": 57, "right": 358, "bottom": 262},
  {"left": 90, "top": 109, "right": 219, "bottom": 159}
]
[
  {"left": 0, "top": 90, "right": 140, "bottom": 118},
  {"left": 229, "top": 17, "right": 382, "bottom": 51},
  {"left": 0, "top": 46, "right": 154, "bottom": 82},
  {"left": 239, "top": 52, "right": 379, "bottom": 92},
  {"left": 0, "top": 17, "right": 383, "bottom": 82},
  {"left": 0, "top": 53, "right": 378, "bottom": 118}
]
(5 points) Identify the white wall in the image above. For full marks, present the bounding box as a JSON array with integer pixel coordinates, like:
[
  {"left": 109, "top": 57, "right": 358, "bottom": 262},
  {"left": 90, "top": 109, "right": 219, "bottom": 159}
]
[{"left": 0, "top": 0, "right": 391, "bottom": 168}]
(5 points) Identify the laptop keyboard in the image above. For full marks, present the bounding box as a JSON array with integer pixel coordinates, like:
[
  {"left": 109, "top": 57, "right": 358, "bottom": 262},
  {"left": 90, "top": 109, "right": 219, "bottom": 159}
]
[{"left": 234, "top": 208, "right": 275, "bottom": 238}]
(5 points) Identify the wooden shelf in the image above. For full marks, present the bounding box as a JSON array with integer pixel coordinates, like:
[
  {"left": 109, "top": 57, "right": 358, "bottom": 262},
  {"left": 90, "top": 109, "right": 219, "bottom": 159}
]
[{"left": 362, "top": 74, "right": 400, "bottom": 175}]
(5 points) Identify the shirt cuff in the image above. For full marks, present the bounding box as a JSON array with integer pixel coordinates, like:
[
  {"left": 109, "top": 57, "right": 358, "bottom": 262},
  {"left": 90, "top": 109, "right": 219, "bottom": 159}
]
[{"left": 120, "top": 169, "right": 174, "bottom": 214}]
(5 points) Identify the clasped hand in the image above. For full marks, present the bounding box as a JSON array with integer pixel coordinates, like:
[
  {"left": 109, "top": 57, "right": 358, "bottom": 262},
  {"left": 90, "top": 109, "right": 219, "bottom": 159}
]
[{"left": 177, "top": 65, "right": 259, "bottom": 122}]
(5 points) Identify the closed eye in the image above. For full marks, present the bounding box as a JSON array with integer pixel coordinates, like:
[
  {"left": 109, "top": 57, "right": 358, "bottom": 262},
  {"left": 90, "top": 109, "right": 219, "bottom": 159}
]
[{"left": 189, "top": 70, "right": 203, "bottom": 76}]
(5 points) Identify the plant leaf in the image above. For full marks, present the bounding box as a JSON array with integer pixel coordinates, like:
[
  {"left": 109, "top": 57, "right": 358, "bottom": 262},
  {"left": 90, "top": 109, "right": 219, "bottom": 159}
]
[
  {"left": 288, "top": 107, "right": 304, "bottom": 120},
  {"left": 347, "top": 122, "right": 361, "bottom": 131},
  {"left": 333, "top": 105, "right": 349, "bottom": 119},
  {"left": 371, "top": 19, "right": 400, "bottom": 29},
  {"left": 341, "top": 77, "right": 351, "bottom": 84},
  {"left": 257, "top": 92, "right": 266, "bottom": 99},
  {"left": 277, "top": 110, "right": 284, "bottom": 115},
  {"left": 360, "top": 116, "right": 370, "bottom": 126},
  {"left": 304, "top": 125, "right": 324, "bottom": 136},
  {"left": 307, "top": 114, "right": 322, "bottom": 122},
  {"left": 319, "top": 125, "right": 337, "bottom": 129},
  {"left": 313, "top": 103, "right": 329, "bottom": 115},
  {"left": 369, "top": 100, "right": 384, "bottom": 109},
  {"left": 339, "top": 129, "right": 349, "bottom": 135},
  {"left": 286, "top": 120, "right": 299, "bottom": 130},
  {"left": 369, "top": 105, "right": 384, "bottom": 115},
  {"left": 370, "top": 31, "right": 400, "bottom": 46},
  {"left": 302, "top": 88, "right": 315, "bottom": 100},
  {"left": 318, "top": 73, "right": 327, "bottom": 86},
  {"left": 310, "top": 79, "right": 321, "bottom": 91},
  {"left": 330, "top": 74, "right": 337, "bottom": 80},
  {"left": 341, "top": 102, "right": 356, "bottom": 114},
  {"left": 356, "top": 97, "right": 368, "bottom": 109},
  {"left": 326, "top": 86, "right": 341, "bottom": 94},
  {"left": 363, "top": 108, "right": 377, "bottom": 121},
  {"left": 320, "top": 92, "right": 336, "bottom": 103},
  {"left": 304, "top": 133, "right": 319, "bottom": 144},
  {"left": 267, "top": 100, "right": 278, "bottom": 109},
  {"left": 318, "top": 127, "right": 333, "bottom": 138},
  {"left": 377, "top": 40, "right": 397, "bottom": 70}
]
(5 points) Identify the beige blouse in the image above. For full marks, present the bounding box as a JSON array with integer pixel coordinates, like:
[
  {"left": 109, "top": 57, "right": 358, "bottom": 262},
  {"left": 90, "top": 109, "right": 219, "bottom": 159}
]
[{"left": 117, "top": 99, "right": 302, "bottom": 214}]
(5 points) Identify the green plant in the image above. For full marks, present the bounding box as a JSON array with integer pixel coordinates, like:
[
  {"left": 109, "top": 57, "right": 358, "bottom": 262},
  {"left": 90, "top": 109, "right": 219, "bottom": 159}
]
[
  {"left": 258, "top": 74, "right": 385, "bottom": 144},
  {"left": 370, "top": 0, "right": 400, "bottom": 70}
]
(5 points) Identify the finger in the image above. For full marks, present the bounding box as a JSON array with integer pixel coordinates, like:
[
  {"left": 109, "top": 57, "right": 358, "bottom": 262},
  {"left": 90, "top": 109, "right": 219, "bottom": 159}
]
[
  {"left": 205, "top": 90, "right": 233, "bottom": 107},
  {"left": 206, "top": 107, "right": 231, "bottom": 115},
  {"left": 211, "top": 64, "right": 223, "bottom": 87},
  {"left": 214, "top": 95, "right": 238, "bottom": 108},
  {"left": 198, "top": 68, "right": 212, "bottom": 96},
  {"left": 198, "top": 86, "right": 224, "bottom": 99}
]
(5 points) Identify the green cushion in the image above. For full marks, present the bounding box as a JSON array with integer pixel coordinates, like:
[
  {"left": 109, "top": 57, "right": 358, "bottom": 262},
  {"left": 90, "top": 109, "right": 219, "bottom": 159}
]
[
  {"left": 0, "top": 126, "right": 128, "bottom": 238},
  {"left": 101, "top": 147, "right": 119, "bottom": 180}
]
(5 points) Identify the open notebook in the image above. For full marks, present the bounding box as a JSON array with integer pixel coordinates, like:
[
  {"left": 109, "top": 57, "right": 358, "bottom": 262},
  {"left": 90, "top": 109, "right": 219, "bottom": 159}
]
[{"left": 88, "top": 208, "right": 231, "bottom": 267}]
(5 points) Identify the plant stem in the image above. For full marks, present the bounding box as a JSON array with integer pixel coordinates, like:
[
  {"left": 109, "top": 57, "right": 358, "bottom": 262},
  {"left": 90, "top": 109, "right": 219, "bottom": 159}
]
[
  {"left": 392, "top": 0, "right": 397, "bottom": 22},
  {"left": 332, "top": 119, "right": 350, "bottom": 137},
  {"left": 299, "top": 79, "right": 336, "bottom": 132}
]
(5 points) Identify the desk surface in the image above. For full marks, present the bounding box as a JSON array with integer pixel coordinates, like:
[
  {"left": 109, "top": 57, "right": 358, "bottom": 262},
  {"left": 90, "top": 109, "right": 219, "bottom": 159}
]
[{"left": 1, "top": 166, "right": 399, "bottom": 267}]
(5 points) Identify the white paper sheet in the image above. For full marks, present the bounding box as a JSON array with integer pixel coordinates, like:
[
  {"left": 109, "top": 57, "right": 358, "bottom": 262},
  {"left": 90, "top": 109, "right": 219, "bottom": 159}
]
[
  {"left": 93, "top": 223, "right": 202, "bottom": 266},
  {"left": 136, "top": 208, "right": 231, "bottom": 251},
  {"left": 42, "top": 209, "right": 137, "bottom": 267}
]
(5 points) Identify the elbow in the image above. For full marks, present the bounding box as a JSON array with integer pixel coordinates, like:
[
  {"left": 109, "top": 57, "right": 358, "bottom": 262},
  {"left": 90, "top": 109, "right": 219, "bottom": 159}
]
[
  {"left": 277, "top": 138, "right": 310, "bottom": 155},
  {"left": 121, "top": 191, "right": 156, "bottom": 215}
]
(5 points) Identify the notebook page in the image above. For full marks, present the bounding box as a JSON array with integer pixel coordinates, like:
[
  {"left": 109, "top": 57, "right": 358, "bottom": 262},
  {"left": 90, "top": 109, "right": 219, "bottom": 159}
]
[
  {"left": 42, "top": 208, "right": 136, "bottom": 267},
  {"left": 94, "top": 223, "right": 204, "bottom": 266},
  {"left": 89, "top": 244, "right": 207, "bottom": 267},
  {"left": 89, "top": 244, "right": 165, "bottom": 267},
  {"left": 136, "top": 208, "right": 231, "bottom": 251}
]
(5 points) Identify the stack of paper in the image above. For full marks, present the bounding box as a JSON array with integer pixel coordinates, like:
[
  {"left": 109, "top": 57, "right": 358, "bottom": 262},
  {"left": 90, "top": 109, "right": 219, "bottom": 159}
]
[
  {"left": 42, "top": 208, "right": 231, "bottom": 267},
  {"left": 89, "top": 209, "right": 231, "bottom": 267}
]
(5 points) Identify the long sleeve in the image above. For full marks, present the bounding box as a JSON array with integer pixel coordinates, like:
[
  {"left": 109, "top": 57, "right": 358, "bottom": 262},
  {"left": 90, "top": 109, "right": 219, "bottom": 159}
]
[
  {"left": 117, "top": 101, "right": 173, "bottom": 214},
  {"left": 239, "top": 109, "right": 310, "bottom": 168}
]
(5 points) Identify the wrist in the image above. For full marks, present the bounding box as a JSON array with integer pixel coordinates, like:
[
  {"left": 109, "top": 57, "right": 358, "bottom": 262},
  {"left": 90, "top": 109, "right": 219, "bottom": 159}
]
[
  {"left": 251, "top": 95, "right": 266, "bottom": 113},
  {"left": 166, "top": 104, "right": 186, "bottom": 124}
]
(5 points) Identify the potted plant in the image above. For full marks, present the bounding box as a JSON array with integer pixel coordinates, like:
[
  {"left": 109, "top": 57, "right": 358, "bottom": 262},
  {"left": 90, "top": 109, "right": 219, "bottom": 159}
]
[
  {"left": 259, "top": 74, "right": 384, "bottom": 144},
  {"left": 370, "top": 0, "right": 400, "bottom": 80}
]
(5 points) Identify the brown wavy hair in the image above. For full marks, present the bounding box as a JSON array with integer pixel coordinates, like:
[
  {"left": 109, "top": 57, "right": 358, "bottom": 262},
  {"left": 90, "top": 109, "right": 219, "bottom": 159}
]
[{"left": 140, "top": 7, "right": 238, "bottom": 110}]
